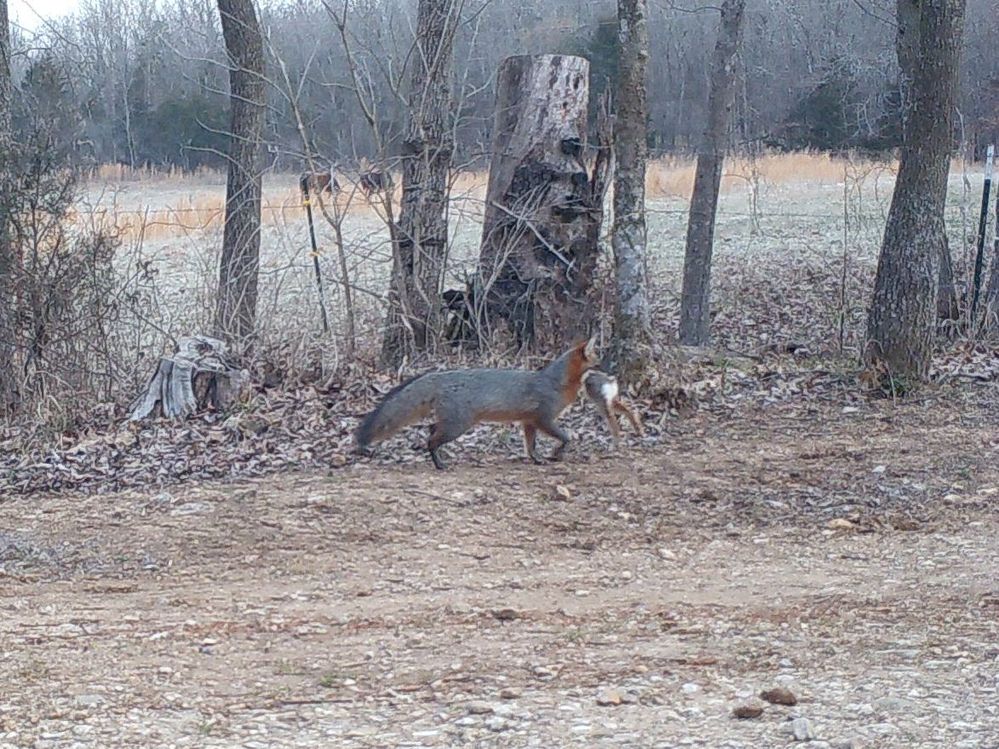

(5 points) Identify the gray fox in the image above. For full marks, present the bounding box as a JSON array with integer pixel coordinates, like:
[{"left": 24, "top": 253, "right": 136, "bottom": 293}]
[
  {"left": 354, "top": 338, "right": 599, "bottom": 469},
  {"left": 582, "top": 369, "right": 644, "bottom": 442}
]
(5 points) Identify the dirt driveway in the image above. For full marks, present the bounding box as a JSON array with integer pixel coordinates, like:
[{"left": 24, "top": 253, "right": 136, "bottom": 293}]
[{"left": 2, "top": 397, "right": 998, "bottom": 748}]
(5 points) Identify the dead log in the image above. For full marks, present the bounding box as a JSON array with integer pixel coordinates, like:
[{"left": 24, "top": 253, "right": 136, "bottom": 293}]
[
  {"left": 129, "top": 336, "right": 249, "bottom": 420},
  {"left": 477, "top": 54, "right": 612, "bottom": 350}
]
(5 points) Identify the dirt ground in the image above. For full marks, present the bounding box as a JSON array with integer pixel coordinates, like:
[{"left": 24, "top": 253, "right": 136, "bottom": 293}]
[{"left": 2, "top": 393, "right": 999, "bottom": 749}]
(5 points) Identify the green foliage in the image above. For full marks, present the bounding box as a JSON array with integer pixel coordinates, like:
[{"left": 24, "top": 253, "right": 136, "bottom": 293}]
[
  {"left": 558, "top": 15, "right": 619, "bottom": 117},
  {"left": 135, "top": 94, "right": 230, "bottom": 169},
  {"left": 13, "top": 55, "right": 81, "bottom": 161}
]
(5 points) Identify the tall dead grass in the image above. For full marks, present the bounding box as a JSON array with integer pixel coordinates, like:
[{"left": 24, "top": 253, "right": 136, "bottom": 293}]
[
  {"left": 644, "top": 151, "right": 874, "bottom": 198},
  {"left": 81, "top": 152, "right": 910, "bottom": 240}
]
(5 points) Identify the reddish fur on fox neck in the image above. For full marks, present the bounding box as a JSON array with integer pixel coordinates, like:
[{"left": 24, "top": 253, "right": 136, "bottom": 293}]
[{"left": 560, "top": 341, "right": 591, "bottom": 406}]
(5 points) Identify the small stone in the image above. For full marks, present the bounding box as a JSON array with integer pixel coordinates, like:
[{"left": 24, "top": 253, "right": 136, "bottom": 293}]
[
  {"left": 454, "top": 716, "right": 477, "bottom": 727},
  {"left": 485, "top": 716, "right": 509, "bottom": 732},
  {"left": 827, "top": 518, "right": 856, "bottom": 531},
  {"left": 330, "top": 454, "right": 348, "bottom": 468},
  {"left": 532, "top": 665, "right": 556, "bottom": 679},
  {"left": 873, "top": 696, "right": 914, "bottom": 714},
  {"left": 760, "top": 687, "right": 797, "bottom": 706},
  {"left": 871, "top": 465, "right": 887, "bottom": 474},
  {"left": 466, "top": 701, "right": 494, "bottom": 715},
  {"left": 841, "top": 406, "right": 859, "bottom": 414},
  {"left": 552, "top": 484, "right": 572, "bottom": 502},
  {"left": 499, "top": 687, "right": 522, "bottom": 700},
  {"left": 74, "top": 694, "right": 104, "bottom": 708},
  {"left": 492, "top": 608, "right": 521, "bottom": 622},
  {"left": 732, "top": 703, "right": 764, "bottom": 719},
  {"left": 620, "top": 570, "right": 633, "bottom": 581},
  {"left": 658, "top": 548, "right": 676, "bottom": 560},
  {"left": 681, "top": 683, "right": 699, "bottom": 695},
  {"left": 791, "top": 717, "right": 816, "bottom": 741},
  {"left": 596, "top": 689, "right": 624, "bottom": 706},
  {"left": 170, "top": 502, "right": 211, "bottom": 517}
]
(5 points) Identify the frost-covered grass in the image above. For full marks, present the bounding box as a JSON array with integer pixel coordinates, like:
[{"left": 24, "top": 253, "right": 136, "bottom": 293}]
[{"left": 77, "top": 154, "right": 993, "bottom": 361}]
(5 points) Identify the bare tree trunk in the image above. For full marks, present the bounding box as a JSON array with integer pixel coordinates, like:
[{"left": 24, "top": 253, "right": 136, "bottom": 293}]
[
  {"left": 0, "top": 0, "right": 16, "bottom": 414},
  {"left": 379, "top": 0, "right": 459, "bottom": 369},
  {"left": 477, "top": 54, "right": 611, "bottom": 351},
  {"left": 215, "top": 0, "right": 266, "bottom": 349},
  {"left": 896, "top": 0, "right": 959, "bottom": 321},
  {"left": 678, "top": 0, "right": 746, "bottom": 346},
  {"left": 608, "top": 0, "right": 652, "bottom": 385},
  {"left": 865, "top": 0, "right": 965, "bottom": 383}
]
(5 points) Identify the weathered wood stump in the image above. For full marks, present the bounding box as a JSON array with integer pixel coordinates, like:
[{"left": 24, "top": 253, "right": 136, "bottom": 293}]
[
  {"left": 129, "top": 336, "right": 249, "bottom": 420},
  {"left": 477, "top": 54, "right": 612, "bottom": 351}
]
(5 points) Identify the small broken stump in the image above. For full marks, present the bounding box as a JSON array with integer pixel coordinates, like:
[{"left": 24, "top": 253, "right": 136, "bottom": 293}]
[{"left": 129, "top": 335, "right": 249, "bottom": 420}]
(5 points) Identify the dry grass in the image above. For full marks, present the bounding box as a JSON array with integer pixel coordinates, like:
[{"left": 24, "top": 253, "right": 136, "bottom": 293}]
[
  {"left": 95, "top": 187, "right": 396, "bottom": 241},
  {"left": 645, "top": 150, "right": 881, "bottom": 198},
  {"left": 79, "top": 152, "right": 912, "bottom": 240}
]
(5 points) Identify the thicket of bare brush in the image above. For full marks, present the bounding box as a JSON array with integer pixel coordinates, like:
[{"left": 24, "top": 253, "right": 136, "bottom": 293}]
[{"left": 1, "top": 150, "right": 997, "bottom": 496}]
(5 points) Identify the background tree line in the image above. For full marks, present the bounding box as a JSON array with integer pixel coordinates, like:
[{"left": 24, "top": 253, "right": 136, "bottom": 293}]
[{"left": 6, "top": 0, "right": 997, "bottom": 171}]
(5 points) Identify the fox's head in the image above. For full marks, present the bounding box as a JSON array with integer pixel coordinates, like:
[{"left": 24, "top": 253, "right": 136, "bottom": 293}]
[{"left": 564, "top": 336, "right": 599, "bottom": 380}]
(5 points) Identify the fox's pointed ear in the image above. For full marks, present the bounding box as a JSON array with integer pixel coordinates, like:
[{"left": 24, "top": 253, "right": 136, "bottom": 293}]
[{"left": 583, "top": 336, "right": 598, "bottom": 361}]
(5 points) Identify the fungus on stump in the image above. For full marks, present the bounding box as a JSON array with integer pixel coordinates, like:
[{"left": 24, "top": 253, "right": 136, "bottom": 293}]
[{"left": 477, "top": 54, "right": 612, "bottom": 351}]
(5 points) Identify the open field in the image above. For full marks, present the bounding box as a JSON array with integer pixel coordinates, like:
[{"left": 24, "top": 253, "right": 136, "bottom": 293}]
[{"left": 75, "top": 153, "right": 991, "bottom": 358}]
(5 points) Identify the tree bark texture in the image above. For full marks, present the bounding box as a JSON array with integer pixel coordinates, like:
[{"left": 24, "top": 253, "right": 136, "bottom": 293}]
[
  {"left": 0, "top": 0, "right": 16, "bottom": 414},
  {"left": 380, "top": 0, "right": 459, "bottom": 368},
  {"left": 984, "top": 187, "right": 999, "bottom": 331},
  {"left": 215, "top": 0, "right": 266, "bottom": 349},
  {"left": 865, "top": 0, "right": 965, "bottom": 382},
  {"left": 608, "top": 0, "right": 653, "bottom": 385},
  {"left": 477, "top": 54, "right": 612, "bottom": 351},
  {"left": 896, "top": 0, "right": 959, "bottom": 321},
  {"left": 678, "top": 0, "right": 746, "bottom": 346}
]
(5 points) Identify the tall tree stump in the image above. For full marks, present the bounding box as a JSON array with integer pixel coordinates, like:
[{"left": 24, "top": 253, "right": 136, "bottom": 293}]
[{"left": 477, "top": 54, "right": 611, "bottom": 351}]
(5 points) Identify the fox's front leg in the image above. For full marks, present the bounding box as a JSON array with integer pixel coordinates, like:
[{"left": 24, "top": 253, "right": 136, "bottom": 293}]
[
  {"left": 536, "top": 417, "right": 570, "bottom": 461},
  {"left": 522, "top": 423, "right": 544, "bottom": 465}
]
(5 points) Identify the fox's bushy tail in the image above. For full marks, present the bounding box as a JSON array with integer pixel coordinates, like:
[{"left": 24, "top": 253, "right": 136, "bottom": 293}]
[{"left": 354, "top": 374, "right": 436, "bottom": 450}]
